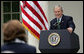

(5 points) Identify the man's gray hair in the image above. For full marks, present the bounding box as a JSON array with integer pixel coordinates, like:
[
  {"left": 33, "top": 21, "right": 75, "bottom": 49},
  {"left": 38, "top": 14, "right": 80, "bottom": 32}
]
[{"left": 54, "top": 5, "right": 63, "bottom": 11}]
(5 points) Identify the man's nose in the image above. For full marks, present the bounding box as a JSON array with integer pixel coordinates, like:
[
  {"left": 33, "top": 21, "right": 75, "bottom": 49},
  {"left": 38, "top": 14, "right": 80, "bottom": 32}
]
[
  {"left": 56, "top": 13, "right": 59, "bottom": 15},
  {"left": 56, "top": 12, "right": 59, "bottom": 14}
]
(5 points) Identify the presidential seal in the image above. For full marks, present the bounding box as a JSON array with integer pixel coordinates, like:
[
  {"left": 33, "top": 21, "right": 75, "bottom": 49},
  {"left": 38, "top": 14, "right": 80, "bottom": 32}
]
[{"left": 48, "top": 33, "right": 60, "bottom": 46}]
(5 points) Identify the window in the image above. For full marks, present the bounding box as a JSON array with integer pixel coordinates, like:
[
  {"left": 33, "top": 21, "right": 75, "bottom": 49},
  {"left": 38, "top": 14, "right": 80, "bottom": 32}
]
[
  {"left": 3, "top": 1, "right": 20, "bottom": 23},
  {"left": 1, "top": 1, "right": 28, "bottom": 45}
]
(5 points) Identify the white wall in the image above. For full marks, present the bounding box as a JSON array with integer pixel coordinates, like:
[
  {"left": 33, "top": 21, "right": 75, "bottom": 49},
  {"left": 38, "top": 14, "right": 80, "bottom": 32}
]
[{"left": 47, "top": 1, "right": 83, "bottom": 53}]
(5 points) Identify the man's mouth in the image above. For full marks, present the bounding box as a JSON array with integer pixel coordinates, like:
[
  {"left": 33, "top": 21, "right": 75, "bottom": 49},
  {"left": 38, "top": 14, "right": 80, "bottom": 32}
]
[{"left": 56, "top": 14, "right": 60, "bottom": 16}]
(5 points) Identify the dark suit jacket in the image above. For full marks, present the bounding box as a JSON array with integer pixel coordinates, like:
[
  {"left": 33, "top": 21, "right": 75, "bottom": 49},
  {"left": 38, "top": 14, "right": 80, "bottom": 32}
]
[
  {"left": 1, "top": 42, "right": 36, "bottom": 53},
  {"left": 50, "top": 14, "right": 75, "bottom": 31}
]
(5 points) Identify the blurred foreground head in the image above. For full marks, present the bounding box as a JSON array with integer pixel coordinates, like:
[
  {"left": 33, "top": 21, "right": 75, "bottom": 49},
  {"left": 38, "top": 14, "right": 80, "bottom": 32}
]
[{"left": 3, "top": 20, "right": 27, "bottom": 43}]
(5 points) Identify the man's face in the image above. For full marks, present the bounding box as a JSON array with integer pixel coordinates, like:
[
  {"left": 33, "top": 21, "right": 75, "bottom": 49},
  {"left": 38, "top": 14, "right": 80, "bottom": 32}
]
[{"left": 54, "top": 7, "right": 63, "bottom": 18}]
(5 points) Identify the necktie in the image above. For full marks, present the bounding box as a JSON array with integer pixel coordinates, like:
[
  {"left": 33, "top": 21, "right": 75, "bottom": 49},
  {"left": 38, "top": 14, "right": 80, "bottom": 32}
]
[{"left": 57, "top": 19, "right": 60, "bottom": 29}]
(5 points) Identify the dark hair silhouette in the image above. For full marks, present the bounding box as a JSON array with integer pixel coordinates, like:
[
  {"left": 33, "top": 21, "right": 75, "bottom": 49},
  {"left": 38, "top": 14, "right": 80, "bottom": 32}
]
[{"left": 3, "top": 20, "right": 27, "bottom": 43}]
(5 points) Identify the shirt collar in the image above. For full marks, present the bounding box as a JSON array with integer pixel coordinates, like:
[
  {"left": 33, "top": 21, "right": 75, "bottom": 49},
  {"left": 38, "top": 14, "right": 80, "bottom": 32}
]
[
  {"left": 57, "top": 15, "right": 63, "bottom": 21},
  {"left": 13, "top": 38, "right": 25, "bottom": 44}
]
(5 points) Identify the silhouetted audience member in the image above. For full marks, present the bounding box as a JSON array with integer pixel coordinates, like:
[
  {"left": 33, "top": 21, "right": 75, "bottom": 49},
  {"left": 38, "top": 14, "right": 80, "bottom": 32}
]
[{"left": 1, "top": 20, "right": 36, "bottom": 53}]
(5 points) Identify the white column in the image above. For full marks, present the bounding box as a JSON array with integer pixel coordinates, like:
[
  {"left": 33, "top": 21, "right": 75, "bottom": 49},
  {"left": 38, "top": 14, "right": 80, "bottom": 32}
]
[{"left": 1, "top": 1, "right": 4, "bottom": 46}]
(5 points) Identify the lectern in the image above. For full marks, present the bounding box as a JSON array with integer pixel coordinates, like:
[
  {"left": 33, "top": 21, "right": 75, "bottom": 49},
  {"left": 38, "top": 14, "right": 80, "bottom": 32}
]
[{"left": 39, "top": 30, "right": 80, "bottom": 53}]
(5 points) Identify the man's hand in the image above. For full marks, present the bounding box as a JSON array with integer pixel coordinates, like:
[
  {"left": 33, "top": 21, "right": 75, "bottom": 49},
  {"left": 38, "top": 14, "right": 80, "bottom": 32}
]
[{"left": 67, "top": 27, "right": 73, "bottom": 33}]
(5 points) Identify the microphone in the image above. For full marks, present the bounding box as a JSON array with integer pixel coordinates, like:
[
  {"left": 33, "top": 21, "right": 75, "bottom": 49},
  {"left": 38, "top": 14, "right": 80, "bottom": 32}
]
[
  {"left": 53, "top": 22, "right": 58, "bottom": 27},
  {"left": 53, "top": 21, "right": 64, "bottom": 27}
]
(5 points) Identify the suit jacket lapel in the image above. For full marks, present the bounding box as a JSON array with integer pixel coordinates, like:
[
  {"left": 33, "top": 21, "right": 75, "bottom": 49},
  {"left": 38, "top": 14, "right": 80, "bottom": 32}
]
[
  {"left": 54, "top": 18, "right": 57, "bottom": 23},
  {"left": 61, "top": 15, "right": 64, "bottom": 23}
]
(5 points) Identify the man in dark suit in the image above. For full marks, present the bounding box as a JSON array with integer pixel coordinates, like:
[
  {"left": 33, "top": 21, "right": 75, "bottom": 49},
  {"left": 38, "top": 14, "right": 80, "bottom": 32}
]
[{"left": 50, "top": 5, "right": 75, "bottom": 33}]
